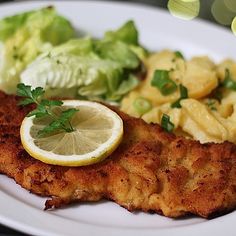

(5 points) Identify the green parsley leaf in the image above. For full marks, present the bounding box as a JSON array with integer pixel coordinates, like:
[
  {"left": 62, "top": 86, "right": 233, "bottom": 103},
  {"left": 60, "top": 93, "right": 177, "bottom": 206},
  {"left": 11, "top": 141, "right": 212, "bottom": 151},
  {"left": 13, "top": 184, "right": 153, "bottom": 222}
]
[
  {"left": 27, "top": 104, "right": 49, "bottom": 118},
  {"left": 17, "top": 83, "right": 79, "bottom": 136},
  {"left": 171, "top": 84, "right": 188, "bottom": 108},
  {"left": 31, "top": 87, "right": 45, "bottom": 100},
  {"left": 161, "top": 114, "right": 174, "bottom": 132},
  {"left": 18, "top": 97, "right": 35, "bottom": 106},
  {"left": 151, "top": 70, "right": 177, "bottom": 95},
  {"left": 57, "top": 108, "right": 79, "bottom": 126},
  {"left": 38, "top": 108, "right": 79, "bottom": 136},
  {"left": 41, "top": 99, "right": 63, "bottom": 107},
  {"left": 17, "top": 83, "right": 32, "bottom": 97},
  {"left": 17, "top": 83, "right": 44, "bottom": 106},
  {"left": 222, "top": 68, "right": 236, "bottom": 90},
  {"left": 38, "top": 119, "right": 65, "bottom": 136}
]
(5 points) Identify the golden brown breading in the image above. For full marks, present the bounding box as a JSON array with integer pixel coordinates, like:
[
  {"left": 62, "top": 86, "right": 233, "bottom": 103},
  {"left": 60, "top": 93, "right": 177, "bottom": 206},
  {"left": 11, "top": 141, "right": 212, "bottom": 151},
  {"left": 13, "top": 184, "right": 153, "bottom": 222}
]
[
  {"left": 0, "top": 91, "right": 236, "bottom": 218},
  {"left": 0, "top": 91, "right": 33, "bottom": 126}
]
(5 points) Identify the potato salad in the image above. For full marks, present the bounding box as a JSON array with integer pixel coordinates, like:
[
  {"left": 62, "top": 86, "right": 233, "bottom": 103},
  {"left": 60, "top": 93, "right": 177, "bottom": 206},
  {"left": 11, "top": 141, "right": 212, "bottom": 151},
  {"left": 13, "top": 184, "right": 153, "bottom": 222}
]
[{"left": 121, "top": 50, "right": 236, "bottom": 144}]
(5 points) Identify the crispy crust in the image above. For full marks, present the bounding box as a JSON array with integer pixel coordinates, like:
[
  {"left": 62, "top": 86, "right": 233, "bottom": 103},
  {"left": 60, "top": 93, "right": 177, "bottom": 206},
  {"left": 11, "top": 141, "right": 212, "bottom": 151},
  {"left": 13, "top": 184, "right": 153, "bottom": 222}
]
[{"left": 0, "top": 91, "right": 236, "bottom": 218}]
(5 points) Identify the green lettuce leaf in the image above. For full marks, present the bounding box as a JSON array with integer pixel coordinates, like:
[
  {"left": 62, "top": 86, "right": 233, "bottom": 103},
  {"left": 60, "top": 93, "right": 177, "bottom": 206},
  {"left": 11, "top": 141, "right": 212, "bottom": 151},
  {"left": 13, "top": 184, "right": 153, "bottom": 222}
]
[
  {"left": 20, "top": 20, "right": 146, "bottom": 102},
  {"left": 95, "top": 40, "right": 140, "bottom": 69},
  {"left": 21, "top": 54, "right": 123, "bottom": 99},
  {"left": 104, "top": 20, "right": 138, "bottom": 45},
  {"left": 21, "top": 52, "right": 140, "bottom": 102},
  {"left": 44, "top": 37, "right": 94, "bottom": 57},
  {"left": 0, "top": 10, "right": 34, "bottom": 42},
  {"left": 103, "top": 20, "right": 148, "bottom": 60},
  {"left": 0, "top": 7, "right": 75, "bottom": 94},
  {"left": 24, "top": 7, "right": 74, "bottom": 45}
]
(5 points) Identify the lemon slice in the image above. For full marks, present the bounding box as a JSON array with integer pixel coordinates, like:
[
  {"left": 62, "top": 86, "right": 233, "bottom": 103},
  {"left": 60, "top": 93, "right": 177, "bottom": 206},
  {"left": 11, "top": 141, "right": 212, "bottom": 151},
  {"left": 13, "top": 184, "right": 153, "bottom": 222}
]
[
  {"left": 231, "top": 17, "right": 236, "bottom": 36},
  {"left": 20, "top": 100, "right": 123, "bottom": 166}
]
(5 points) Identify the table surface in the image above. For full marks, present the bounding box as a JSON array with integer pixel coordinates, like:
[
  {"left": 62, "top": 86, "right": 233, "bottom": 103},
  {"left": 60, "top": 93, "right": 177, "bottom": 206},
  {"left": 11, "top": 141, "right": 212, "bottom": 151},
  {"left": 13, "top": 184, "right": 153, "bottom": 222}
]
[{"left": 0, "top": 0, "right": 229, "bottom": 235}]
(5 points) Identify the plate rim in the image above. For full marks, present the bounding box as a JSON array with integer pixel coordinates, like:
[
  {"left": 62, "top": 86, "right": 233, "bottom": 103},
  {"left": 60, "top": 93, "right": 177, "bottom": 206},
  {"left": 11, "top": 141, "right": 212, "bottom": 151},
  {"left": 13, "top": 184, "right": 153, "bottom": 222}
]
[
  {"left": 0, "top": 0, "right": 232, "bottom": 35},
  {"left": 0, "top": 1, "right": 235, "bottom": 236}
]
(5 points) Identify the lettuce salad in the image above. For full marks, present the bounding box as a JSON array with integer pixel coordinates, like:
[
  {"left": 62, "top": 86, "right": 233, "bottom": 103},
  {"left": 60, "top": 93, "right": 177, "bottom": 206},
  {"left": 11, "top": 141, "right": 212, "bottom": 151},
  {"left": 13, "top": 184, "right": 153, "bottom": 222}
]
[
  {"left": 0, "top": 7, "right": 147, "bottom": 102},
  {"left": 0, "top": 7, "right": 75, "bottom": 93}
]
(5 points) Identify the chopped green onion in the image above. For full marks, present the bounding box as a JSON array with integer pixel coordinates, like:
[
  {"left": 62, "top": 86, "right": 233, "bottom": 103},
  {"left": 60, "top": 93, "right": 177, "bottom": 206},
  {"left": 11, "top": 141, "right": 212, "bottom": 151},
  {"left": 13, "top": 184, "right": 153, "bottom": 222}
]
[
  {"left": 161, "top": 114, "right": 175, "bottom": 132},
  {"left": 222, "top": 68, "right": 236, "bottom": 90},
  {"left": 180, "top": 84, "right": 188, "bottom": 98},
  {"left": 171, "top": 99, "right": 181, "bottom": 108},
  {"left": 171, "top": 84, "right": 188, "bottom": 108},
  {"left": 133, "top": 97, "right": 152, "bottom": 115},
  {"left": 206, "top": 99, "right": 217, "bottom": 111},
  {"left": 174, "top": 51, "right": 184, "bottom": 59},
  {"left": 151, "top": 69, "right": 177, "bottom": 95},
  {"left": 212, "top": 88, "right": 223, "bottom": 102}
]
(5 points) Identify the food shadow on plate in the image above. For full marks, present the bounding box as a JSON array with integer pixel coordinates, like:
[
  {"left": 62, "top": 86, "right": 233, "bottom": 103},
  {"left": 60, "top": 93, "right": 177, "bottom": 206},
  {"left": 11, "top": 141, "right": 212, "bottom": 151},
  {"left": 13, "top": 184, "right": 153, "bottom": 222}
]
[{"left": 48, "top": 199, "right": 210, "bottom": 221}]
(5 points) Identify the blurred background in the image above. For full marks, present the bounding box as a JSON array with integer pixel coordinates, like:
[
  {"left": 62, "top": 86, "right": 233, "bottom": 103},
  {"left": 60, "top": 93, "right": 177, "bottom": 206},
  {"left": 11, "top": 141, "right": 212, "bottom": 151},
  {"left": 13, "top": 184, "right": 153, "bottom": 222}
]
[
  {"left": 0, "top": 0, "right": 235, "bottom": 235},
  {"left": 0, "top": 0, "right": 235, "bottom": 31}
]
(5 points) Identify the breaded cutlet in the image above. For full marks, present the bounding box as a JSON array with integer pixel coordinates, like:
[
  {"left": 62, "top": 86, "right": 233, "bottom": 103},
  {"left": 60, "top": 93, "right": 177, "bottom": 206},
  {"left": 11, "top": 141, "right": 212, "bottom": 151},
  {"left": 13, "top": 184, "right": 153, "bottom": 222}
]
[{"left": 0, "top": 91, "right": 236, "bottom": 218}]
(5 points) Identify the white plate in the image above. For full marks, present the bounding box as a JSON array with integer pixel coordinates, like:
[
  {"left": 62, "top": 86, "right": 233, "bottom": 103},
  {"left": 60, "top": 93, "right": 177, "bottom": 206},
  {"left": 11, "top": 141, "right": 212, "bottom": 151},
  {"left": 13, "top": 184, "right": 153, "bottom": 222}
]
[{"left": 0, "top": 1, "right": 236, "bottom": 236}]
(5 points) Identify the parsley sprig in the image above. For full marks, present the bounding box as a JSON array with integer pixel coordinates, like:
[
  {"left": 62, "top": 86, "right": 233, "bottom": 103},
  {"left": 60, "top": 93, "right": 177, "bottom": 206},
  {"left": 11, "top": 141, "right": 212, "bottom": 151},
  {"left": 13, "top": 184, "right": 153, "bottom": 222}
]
[{"left": 17, "top": 83, "right": 79, "bottom": 136}]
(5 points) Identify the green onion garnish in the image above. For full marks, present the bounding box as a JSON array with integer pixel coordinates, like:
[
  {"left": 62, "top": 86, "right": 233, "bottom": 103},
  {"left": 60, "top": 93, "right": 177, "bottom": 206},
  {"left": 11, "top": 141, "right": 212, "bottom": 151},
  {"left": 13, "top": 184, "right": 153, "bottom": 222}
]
[
  {"left": 171, "top": 84, "right": 188, "bottom": 108},
  {"left": 206, "top": 99, "right": 217, "bottom": 111},
  {"left": 222, "top": 68, "right": 236, "bottom": 90},
  {"left": 174, "top": 51, "right": 184, "bottom": 59},
  {"left": 212, "top": 88, "right": 223, "bottom": 102},
  {"left": 151, "top": 69, "right": 177, "bottom": 95},
  {"left": 133, "top": 97, "right": 152, "bottom": 115},
  {"left": 161, "top": 114, "right": 175, "bottom": 132}
]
